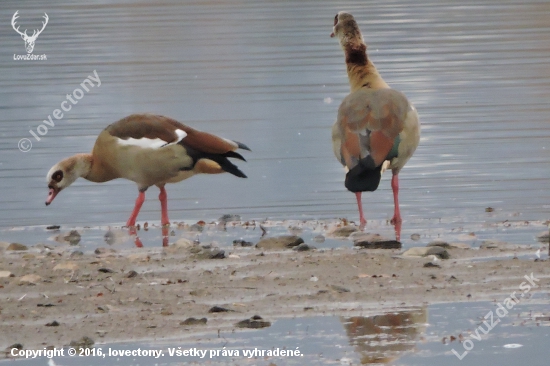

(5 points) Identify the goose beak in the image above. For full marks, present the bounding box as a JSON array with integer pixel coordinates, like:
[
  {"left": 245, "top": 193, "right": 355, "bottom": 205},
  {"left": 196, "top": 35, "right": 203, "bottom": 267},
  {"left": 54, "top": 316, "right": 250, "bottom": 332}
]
[{"left": 45, "top": 187, "right": 58, "bottom": 206}]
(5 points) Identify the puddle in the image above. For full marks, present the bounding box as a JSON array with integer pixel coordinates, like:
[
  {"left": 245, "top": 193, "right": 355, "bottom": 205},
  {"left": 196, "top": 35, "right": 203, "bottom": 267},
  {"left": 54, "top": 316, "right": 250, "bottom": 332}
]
[{"left": 4, "top": 301, "right": 549, "bottom": 365}]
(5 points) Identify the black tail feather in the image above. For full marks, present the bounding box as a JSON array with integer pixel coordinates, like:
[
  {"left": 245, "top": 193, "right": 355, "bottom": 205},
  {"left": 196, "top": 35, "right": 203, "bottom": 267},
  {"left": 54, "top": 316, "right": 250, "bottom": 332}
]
[
  {"left": 218, "top": 158, "right": 247, "bottom": 178},
  {"left": 234, "top": 141, "right": 251, "bottom": 151},
  {"left": 224, "top": 151, "right": 246, "bottom": 162}
]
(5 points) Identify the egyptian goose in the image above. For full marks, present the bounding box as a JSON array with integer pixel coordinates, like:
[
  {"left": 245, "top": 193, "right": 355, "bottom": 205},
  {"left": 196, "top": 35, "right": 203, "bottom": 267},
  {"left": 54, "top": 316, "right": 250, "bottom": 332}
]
[
  {"left": 330, "top": 12, "right": 420, "bottom": 241},
  {"left": 46, "top": 114, "right": 249, "bottom": 228}
]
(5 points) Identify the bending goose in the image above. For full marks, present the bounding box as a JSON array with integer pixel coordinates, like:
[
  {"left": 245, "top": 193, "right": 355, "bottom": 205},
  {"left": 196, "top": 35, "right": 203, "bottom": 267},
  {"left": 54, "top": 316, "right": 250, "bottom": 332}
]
[
  {"left": 46, "top": 113, "right": 249, "bottom": 229},
  {"left": 330, "top": 12, "right": 420, "bottom": 241}
]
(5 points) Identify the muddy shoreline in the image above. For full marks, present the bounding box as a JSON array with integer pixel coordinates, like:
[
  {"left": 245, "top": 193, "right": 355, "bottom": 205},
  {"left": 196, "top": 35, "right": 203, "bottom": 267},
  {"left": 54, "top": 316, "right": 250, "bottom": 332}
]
[{"left": 1, "top": 228, "right": 548, "bottom": 353}]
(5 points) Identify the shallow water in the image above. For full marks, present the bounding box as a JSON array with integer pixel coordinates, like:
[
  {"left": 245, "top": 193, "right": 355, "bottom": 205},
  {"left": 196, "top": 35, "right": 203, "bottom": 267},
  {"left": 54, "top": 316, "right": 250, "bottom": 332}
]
[
  {"left": 4, "top": 301, "right": 550, "bottom": 365},
  {"left": 0, "top": 0, "right": 548, "bottom": 239}
]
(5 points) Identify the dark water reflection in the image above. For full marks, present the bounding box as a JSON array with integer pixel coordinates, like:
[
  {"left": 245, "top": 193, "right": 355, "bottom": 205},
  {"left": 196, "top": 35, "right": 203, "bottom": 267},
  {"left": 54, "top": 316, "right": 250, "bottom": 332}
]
[
  {"left": 0, "top": 1, "right": 548, "bottom": 238},
  {"left": 342, "top": 309, "right": 427, "bottom": 364}
]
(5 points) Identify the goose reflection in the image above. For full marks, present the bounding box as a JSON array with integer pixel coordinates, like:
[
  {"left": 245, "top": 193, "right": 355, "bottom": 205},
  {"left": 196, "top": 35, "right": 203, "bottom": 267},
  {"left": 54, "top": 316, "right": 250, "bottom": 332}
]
[{"left": 341, "top": 308, "right": 427, "bottom": 364}]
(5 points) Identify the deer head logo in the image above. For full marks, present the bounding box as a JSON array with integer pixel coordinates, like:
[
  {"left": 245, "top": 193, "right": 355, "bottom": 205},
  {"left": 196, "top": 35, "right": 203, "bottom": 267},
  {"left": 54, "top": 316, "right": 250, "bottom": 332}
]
[{"left": 12, "top": 11, "right": 48, "bottom": 54}]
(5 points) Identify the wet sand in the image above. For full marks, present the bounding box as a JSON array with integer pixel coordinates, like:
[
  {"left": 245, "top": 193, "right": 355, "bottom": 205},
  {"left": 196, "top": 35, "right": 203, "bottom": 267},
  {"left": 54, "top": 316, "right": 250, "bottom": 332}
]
[{"left": 1, "top": 223, "right": 548, "bottom": 352}]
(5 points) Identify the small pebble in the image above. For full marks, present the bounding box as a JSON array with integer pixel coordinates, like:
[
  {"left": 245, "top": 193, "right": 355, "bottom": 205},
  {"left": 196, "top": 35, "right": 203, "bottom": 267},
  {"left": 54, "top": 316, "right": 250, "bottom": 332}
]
[
  {"left": 180, "top": 317, "right": 207, "bottom": 326},
  {"left": 7, "top": 243, "right": 28, "bottom": 251},
  {"left": 235, "top": 315, "right": 271, "bottom": 329},
  {"left": 208, "top": 306, "right": 232, "bottom": 313}
]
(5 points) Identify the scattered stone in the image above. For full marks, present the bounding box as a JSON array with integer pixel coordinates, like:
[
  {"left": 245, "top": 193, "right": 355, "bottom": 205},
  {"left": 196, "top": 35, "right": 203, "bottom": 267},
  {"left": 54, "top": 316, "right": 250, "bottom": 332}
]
[
  {"left": 536, "top": 231, "right": 549, "bottom": 243},
  {"left": 195, "top": 249, "right": 225, "bottom": 260},
  {"left": 329, "top": 226, "right": 359, "bottom": 238},
  {"left": 313, "top": 235, "right": 325, "bottom": 243},
  {"left": 127, "top": 253, "right": 150, "bottom": 262},
  {"left": 304, "top": 307, "right": 314, "bottom": 311},
  {"left": 288, "top": 226, "right": 303, "bottom": 235},
  {"left": 7, "top": 243, "right": 28, "bottom": 251},
  {"left": 410, "top": 233, "right": 421, "bottom": 241},
  {"left": 103, "top": 230, "right": 127, "bottom": 245},
  {"left": 180, "top": 317, "right": 207, "bottom": 326},
  {"left": 160, "top": 308, "right": 173, "bottom": 316},
  {"left": 53, "top": 262, "right": 78, "bottom": 271},
  {"left": 256, "top": 235, "right": 304, "bottom": 250},
  {"left": 233, "top": 239, "right": 253, "bottom": 247},
  {"left": 45, "top": 320, "right": 60, "bottom": 327},
  {"left": 236, "top": 315, "right": 271, "bottom": 329},
  {"left": 293, "top": 243, "right": 316, "bottom": 252},
  {"left": 98, "top": 268, "right": 115, "bottom": 274},
  {"left": 96, "top": 330, "right": 107, "bottom": 338},
  {"left": 188, "top": 223, "right": 205, "bottom": 232},
  {"left": 69, "top": 336, "right": 94, "bottom": 348},
  {"left": 354, "top": 236, "right": 401, "bottom": 249},
  {"left": 448, "top": 275, "right": 459, "bottom": 282},
  {"left": 480, "top": 239, "right": 506, "bottom": 249},
  {"left": 485, "top": 207, "right": 494, "bottom": 212},
  {"left": 427, "top": 240, "right": 451, "bottom": 248},
  {"left": 64, "top": 230, "right": 81, "bottom": 245},
  {"left": 7, "top": 343, "right": 23, "bottom": 352},
  {"left": 423, "top": 262, "right": 441, "bottom": 268},
  {"left": 0, "top": 271, "right": 12, "bottom": 278},
  {"left": 126, "top": 270, "right": 138, "bottom": 278},
  {"left": 70, "top": 251, "right": 84, "bottom": 257},
  {"left": 18, "top": 274, "right": 42, "bottom": 285},
  {"left": 219, "top": 214, "right": 241, "bottom": 223},
  {"left": 208, "top": 306, "right": 232, "bottom": 313},
  {"left": 46, "top": 225, "right": 61, "bottom": 230},
  {"left": 173, "top": 238, "right": 194, "bottom": 249},
  {"left": 37, "top": 303, "right": 55, "bottom": 307},
  {"left": 94, "top": 248, "right": 116, "bottom": 255},
  {"left": 189, "top": 289, "right": 210, "bottom": 297},
  {"left": 448, "top": 243, "right": 471, "bottom": 249},
  {"left": 402, "top": 246, "right": 450, "bottom": 259},
  {"left": 330, "top": 285, "right": 350, "bottom": 293}
]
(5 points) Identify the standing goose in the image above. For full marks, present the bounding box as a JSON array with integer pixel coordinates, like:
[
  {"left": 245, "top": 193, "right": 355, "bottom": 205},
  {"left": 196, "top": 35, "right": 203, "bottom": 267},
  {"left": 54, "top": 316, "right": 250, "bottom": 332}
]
[
  {"left": 46, "top": 114, "right": 249, "bottom": 230},
  {"left": 330, "top": 12, "right": 420, "bottom": 241}
]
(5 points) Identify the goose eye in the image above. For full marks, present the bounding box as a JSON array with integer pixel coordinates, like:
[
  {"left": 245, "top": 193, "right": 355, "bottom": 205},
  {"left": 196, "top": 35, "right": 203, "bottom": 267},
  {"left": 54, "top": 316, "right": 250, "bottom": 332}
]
[
  {"left": 334, "top": 14, "right": 338, "bottom": 26},
  {"left": 52, "top": 170, "right": 63, "bottom": 182}
]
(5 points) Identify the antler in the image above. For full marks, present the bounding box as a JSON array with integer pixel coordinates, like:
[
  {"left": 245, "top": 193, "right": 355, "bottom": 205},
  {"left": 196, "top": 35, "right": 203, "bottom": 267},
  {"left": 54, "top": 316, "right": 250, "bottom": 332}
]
[
  {"left": 11, "top": 10, "right": 28, "bottom": 38},
  {"left": 31, "top": 13, "right": 49, "bottom": 39}
]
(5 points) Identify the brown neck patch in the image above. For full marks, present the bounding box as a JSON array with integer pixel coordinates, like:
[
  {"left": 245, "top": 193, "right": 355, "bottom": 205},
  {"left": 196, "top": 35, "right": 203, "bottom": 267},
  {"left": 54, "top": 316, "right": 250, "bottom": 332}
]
[{"left": 345, "top": 44, "right": 367, "bottom": 66}]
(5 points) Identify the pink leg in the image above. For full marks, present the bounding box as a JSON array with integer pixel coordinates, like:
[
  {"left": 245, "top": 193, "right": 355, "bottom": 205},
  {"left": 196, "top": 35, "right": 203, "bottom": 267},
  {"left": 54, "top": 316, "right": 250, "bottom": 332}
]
[
  {"left": 162, "top": 226, "right": 169, "bottom": 247},
  {"left": 355, "top": 192, "right": 367, "bottom": 227},
  {"left": 159, "top": 186, "right": 170, "bottom": 227},
  {"left": 126, "top": 191, "right": 145, "bottom": 227},
  {"left": 128, "top": 226, "right": 143, "bottom": 248},
  {"left": 390, "top": 174, "right": 402, "bottom": 241}
]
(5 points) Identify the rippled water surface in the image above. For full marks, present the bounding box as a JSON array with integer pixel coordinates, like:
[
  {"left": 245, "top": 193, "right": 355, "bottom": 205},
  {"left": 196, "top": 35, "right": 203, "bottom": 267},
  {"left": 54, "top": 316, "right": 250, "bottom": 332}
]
[{"left": 0, "top": 0, "right": 549, "bottom": 245}]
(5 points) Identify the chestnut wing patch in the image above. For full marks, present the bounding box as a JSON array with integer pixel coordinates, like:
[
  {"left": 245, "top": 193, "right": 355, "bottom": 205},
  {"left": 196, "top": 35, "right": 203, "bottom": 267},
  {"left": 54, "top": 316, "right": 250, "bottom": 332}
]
[{"left": 337, "top": 88, "right": 408, "bottom": 168}]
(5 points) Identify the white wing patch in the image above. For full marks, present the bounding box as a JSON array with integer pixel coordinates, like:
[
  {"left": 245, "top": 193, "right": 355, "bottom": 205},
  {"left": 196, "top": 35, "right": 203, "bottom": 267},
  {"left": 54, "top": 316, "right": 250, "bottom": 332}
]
[
  {"left": 117, "top": 129, "right": 187, "bottom": 149},
  {"left": 173, "top": 129, "right": 187, "bottom": 144}
]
